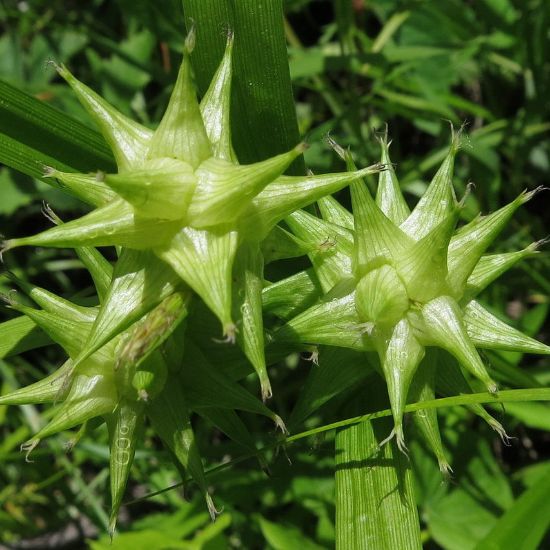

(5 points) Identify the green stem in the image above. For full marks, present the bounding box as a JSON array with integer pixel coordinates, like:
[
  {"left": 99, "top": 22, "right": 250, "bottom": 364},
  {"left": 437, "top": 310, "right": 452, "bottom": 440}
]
[{"left": 126, "top": 387, "right": 550, "bottom": 504}]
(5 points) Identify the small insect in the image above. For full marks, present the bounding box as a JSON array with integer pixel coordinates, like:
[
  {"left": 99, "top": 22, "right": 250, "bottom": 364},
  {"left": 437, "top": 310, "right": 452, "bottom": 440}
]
[{"left": 318, "top": 235, "right": 336, "bottom": 252}]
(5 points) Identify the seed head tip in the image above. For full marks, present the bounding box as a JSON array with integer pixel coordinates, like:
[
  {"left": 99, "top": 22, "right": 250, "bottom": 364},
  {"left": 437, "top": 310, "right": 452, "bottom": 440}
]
[
  {"left": 184, "top": 25, "right": 196, "bottom": 54},
  {"left": 43, "top": 165, "right": 56, "bottom": 178}
]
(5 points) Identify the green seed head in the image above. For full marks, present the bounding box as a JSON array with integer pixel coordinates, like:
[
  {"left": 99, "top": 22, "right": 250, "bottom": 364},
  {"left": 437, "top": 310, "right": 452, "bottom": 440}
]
[
  {"left": 0, "top": 28, "right": 391, "bottom": 533},
  {"left": 277, "top": 129, "right": 549, "bottom": 453},
  {"left": 1, "top": 30, "right": 381, "bottom": 399}
]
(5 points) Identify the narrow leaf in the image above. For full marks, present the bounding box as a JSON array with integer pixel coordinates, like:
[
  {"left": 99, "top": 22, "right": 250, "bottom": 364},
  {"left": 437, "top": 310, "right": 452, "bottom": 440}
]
[
  {"left": 148, "top": 370, "right": 216, "bottom": 519},
  {"left": 199, "top": 407, "right": 258, "bottom": 457},
  {"left": 435, "top": 349, "right": 507, "bottom": 437},
  {"left": 0, "top": 80, "right": 114, "bottom": 173},
  {"left": 474, "top": 475, "right": 550, "bottom": 550},
  {"left": 0, "top": 317, "right": 51, "bottom": 359},
  {"left": 335, "top": 403, "right": 422, "bottom": 549},
  {"left": 184, "top": 0, "right": 304, "bottom": 171},
  {"left": 181, "top": 342, "right": 285, "bottom": 430},
  {"left": 289, "top": 347, "right": 374, "bottom": 430}
]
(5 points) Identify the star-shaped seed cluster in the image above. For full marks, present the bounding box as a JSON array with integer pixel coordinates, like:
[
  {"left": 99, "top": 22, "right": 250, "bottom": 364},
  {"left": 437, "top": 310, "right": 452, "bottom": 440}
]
[
  {"left": 0, "top": 29, "right": 379, "bottom": 531},
  {"left": 275, "top": 131, "right": 549, "bottom": 458},
  {"left": 2, "top": 30, "right": 381, "bottom": 400}
]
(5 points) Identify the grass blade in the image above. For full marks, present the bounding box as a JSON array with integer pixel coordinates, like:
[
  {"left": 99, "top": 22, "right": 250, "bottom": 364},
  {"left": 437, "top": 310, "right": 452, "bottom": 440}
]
[
  {"left": 0, "top": 317, "right": 51, "bottom": 359},
  {"left": 0, "top": 80, "right": 115, "bottom": 174},
  {"left": 335, "top": 405, "right": 422, "bottom": 549},
  {"left": 474, "top": 475, "right": 550, "bottom": 550}
]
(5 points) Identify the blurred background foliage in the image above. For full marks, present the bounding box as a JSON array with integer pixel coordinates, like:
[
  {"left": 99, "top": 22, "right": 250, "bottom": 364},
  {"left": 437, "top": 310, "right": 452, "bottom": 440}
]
[{"left": 0, "top": 0, "right": 548, "bottom": 547}]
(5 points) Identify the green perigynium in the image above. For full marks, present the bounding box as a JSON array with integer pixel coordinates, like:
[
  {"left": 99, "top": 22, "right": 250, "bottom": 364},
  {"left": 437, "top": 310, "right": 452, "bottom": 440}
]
[
  {"left": 1, "top": 29, "right": 381, "bottom": 400},
  {"left": 0, "top": 29, "right": 380, "bottom": 531},
  {"left": 275, "top": 129, "right": 549, "bottom": 458},
  {"left": 0, "top": 270, "right": 284, "bottom": 533}
]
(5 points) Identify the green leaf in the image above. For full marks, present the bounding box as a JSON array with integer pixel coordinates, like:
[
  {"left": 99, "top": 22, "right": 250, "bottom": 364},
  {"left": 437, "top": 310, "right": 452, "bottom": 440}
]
[
  {"left": 181, "top": 341, "right": 285, "bottom": 430},
  {"left": 289, "top": 347, "right": 373, "bottom": 430},
  {"left": 0, "top": 131, "right": 73, "bottom": 182},
  {"left": 0, "top": 316, "right": 51, "bottom": 359},
  {"left": 258, "top": 515, "right": 325, "bottom": 550},
  {"left": 335, "top": 396, "right": 422, "bottom": 549},
  {"left": 148, "top": 369, "right": 216, "bottom": 519},
  {"left": 0, "top": 80, "right": 115, "bottom": 175},
  {"left": 198, "top": 407, "right": 258, "bottom": 456}
]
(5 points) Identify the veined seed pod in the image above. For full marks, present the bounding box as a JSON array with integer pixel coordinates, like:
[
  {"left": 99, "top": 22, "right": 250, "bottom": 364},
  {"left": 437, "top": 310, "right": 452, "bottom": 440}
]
[
  {"left": 0, "top": 271, "right": 284, "bottom": 531},
  {"left": 1, "top": 28, "right": 382, "bottom": 399},
  {"left": 276, "top": 128, "right": 550, "bottom": 459}
]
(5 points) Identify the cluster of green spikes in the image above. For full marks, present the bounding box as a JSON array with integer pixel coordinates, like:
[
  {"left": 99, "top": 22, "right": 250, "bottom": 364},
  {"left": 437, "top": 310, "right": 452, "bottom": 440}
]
[
  {"left": 0, "top": 27, "right": 549, "bottom": 532},
  {"left": 273, "top": 133, "right": 548, "bottom": 458}
]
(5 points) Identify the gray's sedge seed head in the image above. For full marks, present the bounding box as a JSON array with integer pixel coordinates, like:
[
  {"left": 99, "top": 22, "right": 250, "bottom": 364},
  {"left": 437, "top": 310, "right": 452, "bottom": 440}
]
[
  {"left": 1, "top": 29, "right": 379, "bottom": 402},
  {"left": 276, "top": 130, "right": 549, "bottom": 462},
  {"left": 0, "top": 29, "right": 338, "bottom": 532}
]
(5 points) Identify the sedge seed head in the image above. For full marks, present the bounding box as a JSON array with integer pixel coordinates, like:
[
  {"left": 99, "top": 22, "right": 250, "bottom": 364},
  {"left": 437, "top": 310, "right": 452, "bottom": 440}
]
[{"left": 278, "top": 129, "right": 549, "bottom": 455}]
